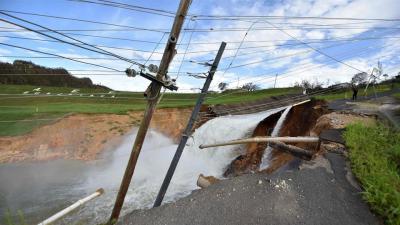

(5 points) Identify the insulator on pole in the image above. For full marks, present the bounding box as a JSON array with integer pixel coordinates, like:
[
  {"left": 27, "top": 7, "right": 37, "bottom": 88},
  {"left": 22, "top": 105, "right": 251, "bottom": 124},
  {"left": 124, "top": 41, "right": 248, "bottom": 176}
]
[
  {"left": 148, "top": 64, "right": 159, "bottom": 73},
  {"left": 125, "top": 68, "right": 137, "bottom": 77}
]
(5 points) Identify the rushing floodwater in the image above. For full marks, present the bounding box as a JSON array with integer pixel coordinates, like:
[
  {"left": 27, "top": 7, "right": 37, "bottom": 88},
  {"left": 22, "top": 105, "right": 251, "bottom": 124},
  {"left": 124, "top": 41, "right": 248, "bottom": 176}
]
[
  {"left": 260, "top": 105, "right": 293, "bottom": 170},
  {"left": 0, "top": 108, "right": 283, "bottom": 224}
]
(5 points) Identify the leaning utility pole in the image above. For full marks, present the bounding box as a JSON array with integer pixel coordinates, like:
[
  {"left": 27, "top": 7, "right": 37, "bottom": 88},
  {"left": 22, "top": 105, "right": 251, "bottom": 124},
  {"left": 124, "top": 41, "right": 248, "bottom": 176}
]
[
  {"left": 109, "top": 0, "right": 191, "bottom": 223},
  {"left": 153, "top": 42, "right": 226, "bottom": 207}
]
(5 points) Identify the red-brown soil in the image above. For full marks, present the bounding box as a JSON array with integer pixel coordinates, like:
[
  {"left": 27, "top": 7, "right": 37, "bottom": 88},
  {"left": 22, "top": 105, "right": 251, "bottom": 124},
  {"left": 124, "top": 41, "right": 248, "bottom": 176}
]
[
  {"left": 224, "top": 100, "right": 328, "bottom": 176},
  {"left": 0, "top": 108, "right": 192, "bottom": 163}
]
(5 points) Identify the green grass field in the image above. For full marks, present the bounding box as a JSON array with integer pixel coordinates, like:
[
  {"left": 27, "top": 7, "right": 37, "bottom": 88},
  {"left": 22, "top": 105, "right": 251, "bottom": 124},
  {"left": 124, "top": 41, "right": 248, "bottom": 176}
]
[
  {"left": 0, "top": 84, "right": 302, "bottom": 136},
  {"left": 344, "top": 123, "right": 400, "bottom": 225},
  {"left": 0, "top": 83, "right": 397, "bottom": 136},
  {"left": 315, "top": 84, "right": 396, "bottom": 101}
]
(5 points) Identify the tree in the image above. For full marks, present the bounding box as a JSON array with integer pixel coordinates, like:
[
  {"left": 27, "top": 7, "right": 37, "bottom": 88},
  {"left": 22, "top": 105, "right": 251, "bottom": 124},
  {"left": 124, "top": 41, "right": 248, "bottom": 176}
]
[
  {"left": 300, "top": 80, "right": 312, "bottom": 90},
  {"left": 241, "top": 82, "right": 260, "bottom": 91},
  {"left": 351, "top": 72, "right": 368, "bottom": 86},
  {"left": 218, "top": 82, "right": 228, "bottom": 91},
  {"left": 300, "top": 79, "right": 323, "bottom": 90}
]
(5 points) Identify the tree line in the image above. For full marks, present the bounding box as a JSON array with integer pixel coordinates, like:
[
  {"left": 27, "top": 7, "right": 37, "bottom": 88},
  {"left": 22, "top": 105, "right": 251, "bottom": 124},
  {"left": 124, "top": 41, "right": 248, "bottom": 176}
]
[{"left": 0, "top": 60, "right": 110, "bottom": 90}]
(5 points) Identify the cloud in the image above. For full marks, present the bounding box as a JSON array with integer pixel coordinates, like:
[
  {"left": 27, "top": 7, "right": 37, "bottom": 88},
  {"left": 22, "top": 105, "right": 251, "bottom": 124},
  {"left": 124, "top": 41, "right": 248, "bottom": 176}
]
[{"left": 3, "top": 0, "right": 399, "bottom": 92}]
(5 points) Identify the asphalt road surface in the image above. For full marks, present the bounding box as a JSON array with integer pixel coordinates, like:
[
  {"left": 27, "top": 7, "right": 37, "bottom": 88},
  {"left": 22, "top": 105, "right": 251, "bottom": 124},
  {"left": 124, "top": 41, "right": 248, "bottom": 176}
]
[{"left": 119, "top": 153, "right": 381, "bottom": 225}]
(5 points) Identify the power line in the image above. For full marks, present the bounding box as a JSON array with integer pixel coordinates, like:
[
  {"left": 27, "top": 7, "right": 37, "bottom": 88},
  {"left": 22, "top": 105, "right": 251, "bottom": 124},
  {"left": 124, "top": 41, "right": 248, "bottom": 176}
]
[
  {"left": 62, "top": 0, "right": 400, "bottom": 23},
  {"left": 0, "top": 27, "right": 168, "bottom": 33},
  {"left": 0, "top": 72, "right": 194, "bottom": 76},
  {"left": 175, "top": 18, "right": 196, "bottom": 79},
  {"left": 98, "top": 0, "right": 175, "bottom": 14},
  {"left": 181, "top": 26, "right": 400, "bottom": 32},
  {"left": 216, "top": 34, "right": 383, "bottom": 72},
  {"left": 219, "top": 19, "right": 261, "bottom": 79},
  {"left": 1, "top": 36, "right": 393, "bottom": 79},
  {"left": 193, "top": 14, "right": 400, "bottom": 22},
  {"left": 48, "top": 22, "right": 390, "bottom": 32},
  {"left": 143, "top": 32, "right": 167, "bottom": 66},
  {"left": 3, "top": 24, "right": 400, "bottom": 33},
  {"left": 0, "top": 12, "right": 145, "bottom": 67},
  {"left": 0, "top": 73, "right": 125, "bottom": 76},
  {"left": 0, "top": 33, "right": 164, "bottom": 44},
  {"left": 0, "top": 33, "right": 355, "bottom": 55},
  {"left": 208, "top": 43, "right": 395, "bottom": 99},
  {"left": 232, "top": 44, "right": 391, "bottom": 87},
  {"left": 0, "top": 9, "right": 167, "bottom": 33},
  {"left": 0, "top": 34, "right": 169, "bottom": 54},
  {"left": 0, "top": 36, "right": 390, "bottom": 75},
  {"left": 215, "top": 29, "right": 399, "bottom": 61},
  {"left": 68, "top": 0, "right": 176, "bottom": 17},
  {"left": 0, "top": 42, "right": 122, "bottom": 71},
  {"left": 0, "top": 29, "right": 315, "bottom": 56},
  {"left": 262, "top": 19, "right": 365, "bottom": 73},
  {"left": 3, "top": 27, "right": 399, "bottom": 45},
  {"left": 225, "top": 41, "right": 350, "bottom": 70},
  {"left": 210, "top": 20, "right": 390, "bottom": 72},
  {"left": 0, "top": 55, "right": 183, "bottom": 62}
]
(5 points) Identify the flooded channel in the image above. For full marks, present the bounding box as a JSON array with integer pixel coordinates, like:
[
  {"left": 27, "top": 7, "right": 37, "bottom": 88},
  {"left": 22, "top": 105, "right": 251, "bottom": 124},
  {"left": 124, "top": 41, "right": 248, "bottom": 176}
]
[{"left": 0, "top": 108, "right": 282, "bottom": 224}]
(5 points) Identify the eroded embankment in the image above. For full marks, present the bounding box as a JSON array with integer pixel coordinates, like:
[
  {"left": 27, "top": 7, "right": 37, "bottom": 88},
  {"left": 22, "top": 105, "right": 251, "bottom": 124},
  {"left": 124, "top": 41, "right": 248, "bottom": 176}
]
[
  {"left": 223, "top": 99, "right": 379, "bottom": 177},
  {"left": 224, "top": 100, "right": 328, "bottom": 176},
  {"left": 0, "top": 108, "right": 192, "bottom": 163}
]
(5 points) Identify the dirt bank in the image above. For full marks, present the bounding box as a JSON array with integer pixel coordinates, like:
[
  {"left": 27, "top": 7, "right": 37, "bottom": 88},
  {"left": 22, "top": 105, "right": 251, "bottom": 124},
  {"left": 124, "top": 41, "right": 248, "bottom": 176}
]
[
  {"left": 223, "top": 100, "right": 376, "bottom": 176},
  {"left": 0, "top": 108, "right": 192, "bottom": 163},
  {"left": 265, "top": 101, "right": 328, "bottom": 173},
  {"left": 224, "top": 100, "right": 328, "bottom": 176},
  {"left": 266, "top": 110, "right": 376, "bottom": 174}
]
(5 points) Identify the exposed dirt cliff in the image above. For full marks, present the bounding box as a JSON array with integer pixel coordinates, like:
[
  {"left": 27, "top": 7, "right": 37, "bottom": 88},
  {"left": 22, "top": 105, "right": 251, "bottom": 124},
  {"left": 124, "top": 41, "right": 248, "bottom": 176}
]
[
  {"left": 0, "top": 108, "right": 192, "bottom": 163},
  {"left": 223, "top": 99, "right": 379, "bottom": 177},
  {"left": 224, "top": 100, "right": 328, "bottom": 176}
]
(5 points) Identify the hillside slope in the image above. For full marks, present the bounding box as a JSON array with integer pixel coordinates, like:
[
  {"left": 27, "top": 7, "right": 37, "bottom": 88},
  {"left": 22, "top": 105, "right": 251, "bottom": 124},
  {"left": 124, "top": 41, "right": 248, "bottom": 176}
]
[{"left": 0, "top": 60, "right": 109, "bottom": 89}]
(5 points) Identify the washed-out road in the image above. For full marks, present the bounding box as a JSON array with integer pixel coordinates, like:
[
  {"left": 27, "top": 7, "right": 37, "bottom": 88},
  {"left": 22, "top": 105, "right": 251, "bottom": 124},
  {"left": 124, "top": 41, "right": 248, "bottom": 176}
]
[{"left": 119, "top": 152, "right": 381, "bottom": 225}]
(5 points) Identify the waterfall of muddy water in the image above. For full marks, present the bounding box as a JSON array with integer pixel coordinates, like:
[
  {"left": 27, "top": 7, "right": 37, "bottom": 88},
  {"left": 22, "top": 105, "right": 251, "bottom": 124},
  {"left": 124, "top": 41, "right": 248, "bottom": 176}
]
[
  {"left": 0, "top": 108, "right": 283, "bottom": 224},
  {"left": 259, "top": 105, "right": 293, "bottom": 170}
]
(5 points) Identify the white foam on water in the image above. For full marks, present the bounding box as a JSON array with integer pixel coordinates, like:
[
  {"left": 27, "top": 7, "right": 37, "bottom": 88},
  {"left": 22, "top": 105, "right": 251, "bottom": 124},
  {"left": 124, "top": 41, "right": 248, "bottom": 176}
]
[
  {"left": 0, "top": 108, "right": 285, "bottom": 224},
  {"left": 259, "top": 105, "right": 293, "bottom": 170},
  {"left": 65, "top": 108, "right": 284, "bottom": 224}
]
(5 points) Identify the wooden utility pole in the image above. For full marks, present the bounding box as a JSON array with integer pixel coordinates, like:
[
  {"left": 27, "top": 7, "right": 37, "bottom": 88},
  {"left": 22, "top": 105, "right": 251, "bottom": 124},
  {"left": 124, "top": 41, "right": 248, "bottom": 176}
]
[
  {"left": 274, "top": 74, "right": 278, "bottom": 88},
  {"left": 153, "top": 42, "right": 226, "bottom": 207},
  {"left": 109, "top": 0, "right": 191, "bottom": 223}
]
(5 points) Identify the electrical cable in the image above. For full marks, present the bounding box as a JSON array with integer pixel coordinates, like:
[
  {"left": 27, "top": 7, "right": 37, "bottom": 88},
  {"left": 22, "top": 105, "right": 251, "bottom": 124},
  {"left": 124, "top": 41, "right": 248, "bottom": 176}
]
[
  {"left": 207, "top": 43, "right": 395, "bottom": 100},
  {"left": 261, "top": 19, "right": 365, "bottom": 73},
  {"left": 175, "top": 17, "right": 196, "bottom": 80},
  {"left": 69, "top": 0, "right": 175, "bottom": 17},
  {"left": 0, "top": 13, "right": 145, "bottom": 67},
  {"left": 0, "top": 9, "right": 167, "bottom": 32},
  {"left": 0, "top": 42, "right": 122, "bottom": 71},
  {"left": 143, "top": 32, "right": 167, "bottom": 66}
]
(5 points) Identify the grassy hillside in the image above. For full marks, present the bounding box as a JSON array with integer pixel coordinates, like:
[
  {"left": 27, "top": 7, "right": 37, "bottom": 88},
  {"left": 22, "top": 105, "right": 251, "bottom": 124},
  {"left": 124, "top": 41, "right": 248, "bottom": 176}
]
[
  {"left": 0, "top": 84, "right": 302, "bottom": 136},
  {"left": 0, "top": 82, "right": 397, "bottom": 136},
  {"left": 315, "top": 83, "right": 399, "bottom": 101}
]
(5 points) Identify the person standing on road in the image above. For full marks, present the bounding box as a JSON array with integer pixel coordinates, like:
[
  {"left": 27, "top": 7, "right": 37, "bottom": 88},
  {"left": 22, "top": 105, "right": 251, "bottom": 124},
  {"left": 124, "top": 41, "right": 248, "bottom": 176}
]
[{"left": 352, "top": 84, "right": 358, "bottom": 101}]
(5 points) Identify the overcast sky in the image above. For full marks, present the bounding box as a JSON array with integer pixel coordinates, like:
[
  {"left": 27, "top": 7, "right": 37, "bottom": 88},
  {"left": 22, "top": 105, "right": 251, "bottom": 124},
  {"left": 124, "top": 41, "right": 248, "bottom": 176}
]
[{"left": 0, "top": 0, "right": 399, "bottom": 92}]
